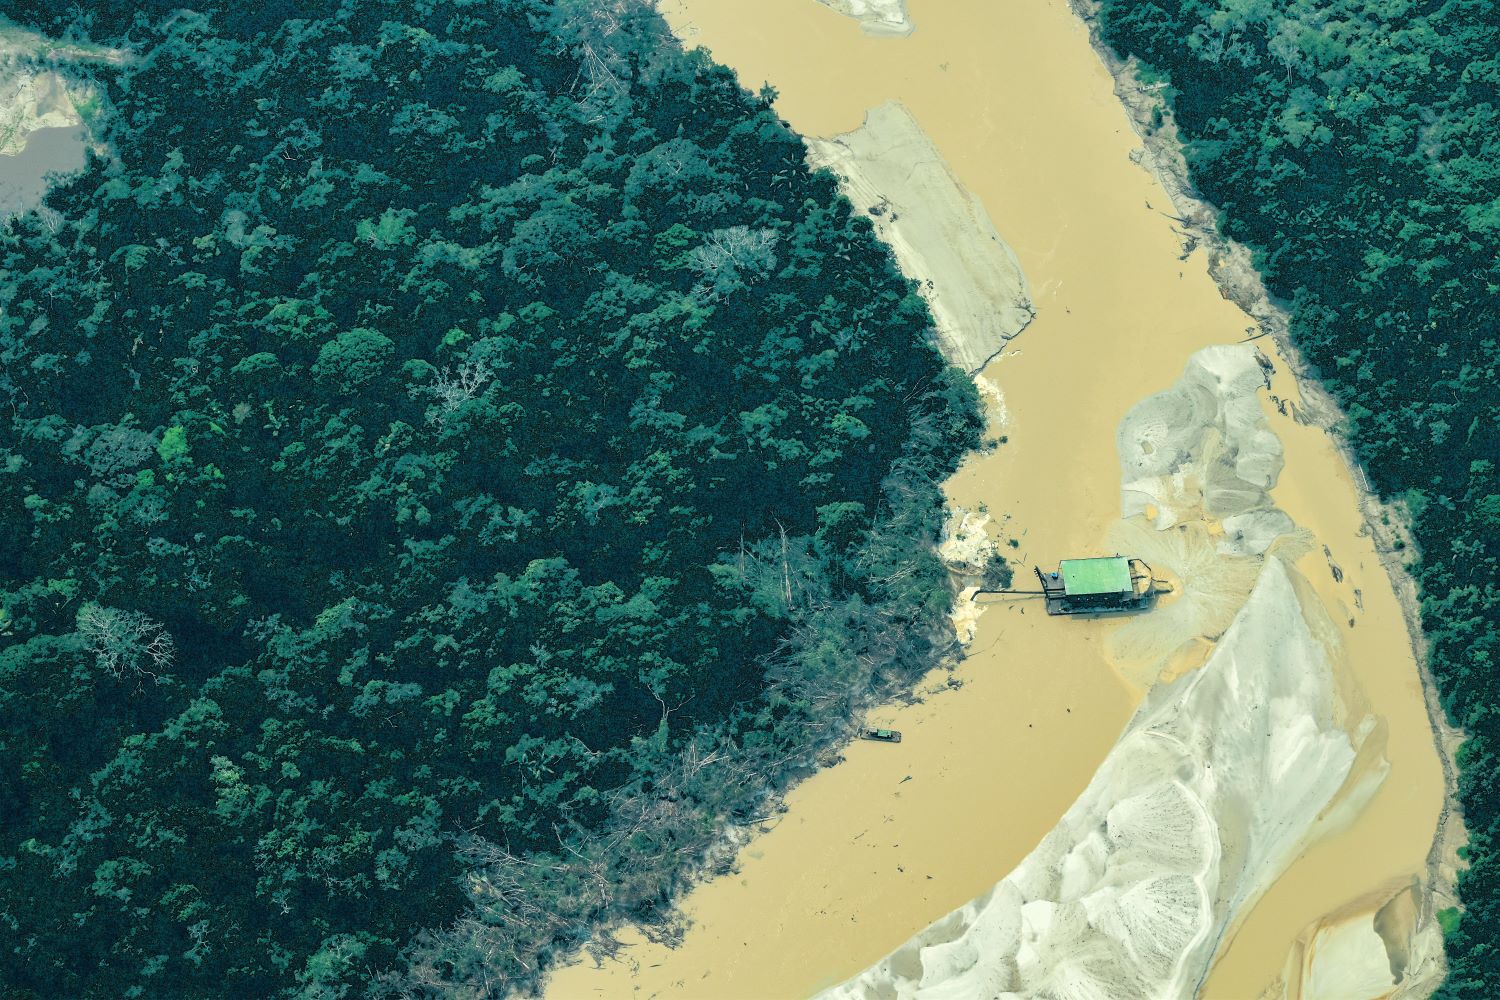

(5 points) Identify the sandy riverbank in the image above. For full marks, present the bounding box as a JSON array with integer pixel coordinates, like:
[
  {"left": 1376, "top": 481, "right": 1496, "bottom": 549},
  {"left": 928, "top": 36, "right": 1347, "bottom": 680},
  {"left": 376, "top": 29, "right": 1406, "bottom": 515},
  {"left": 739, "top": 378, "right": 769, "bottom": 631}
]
[
  {"left": 805, "top": 102, "right": 1034, "bottom": 375},
  {"left": 544, "top": 1, "right": 1445, "bottom": 995},
  {"left": 815, "top": 0, "right": 913, "bottom": 36}
]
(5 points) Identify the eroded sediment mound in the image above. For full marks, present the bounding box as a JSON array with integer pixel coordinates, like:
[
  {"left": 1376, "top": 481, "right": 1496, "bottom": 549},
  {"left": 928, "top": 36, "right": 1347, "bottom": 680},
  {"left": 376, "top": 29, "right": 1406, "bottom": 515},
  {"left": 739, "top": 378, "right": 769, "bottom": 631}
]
[
  {"left": 1285, "top": 880, "right": 1417, "bottom": 1000},
  {"left": 1110, "top": 346, "right": 1311, "bottom": 675},
  {"left": 1118, "top": 345, "right": 1282, "bottom": 529}
]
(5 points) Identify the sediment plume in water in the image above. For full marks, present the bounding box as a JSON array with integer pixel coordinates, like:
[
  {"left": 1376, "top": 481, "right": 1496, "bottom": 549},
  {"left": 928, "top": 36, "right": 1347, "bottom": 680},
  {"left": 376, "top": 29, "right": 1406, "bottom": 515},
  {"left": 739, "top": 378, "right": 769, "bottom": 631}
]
[{"left": 1105, "top": 518, "right": 1259, "bottom": 678}]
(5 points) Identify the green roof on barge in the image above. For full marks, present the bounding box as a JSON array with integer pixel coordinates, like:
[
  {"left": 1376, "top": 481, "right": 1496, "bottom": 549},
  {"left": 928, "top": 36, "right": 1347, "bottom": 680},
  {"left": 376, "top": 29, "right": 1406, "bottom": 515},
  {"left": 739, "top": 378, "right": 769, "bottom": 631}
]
[{"left": 1058, "top": 557, "right": 1132, "bottom": 597}]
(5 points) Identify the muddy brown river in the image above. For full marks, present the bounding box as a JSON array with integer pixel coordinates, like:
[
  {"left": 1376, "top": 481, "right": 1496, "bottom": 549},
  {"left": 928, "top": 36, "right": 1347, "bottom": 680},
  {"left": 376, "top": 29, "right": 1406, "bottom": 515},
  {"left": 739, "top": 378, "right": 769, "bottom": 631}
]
[{"left": 545, "top": 1, "right": 1444, "bottom": 996}]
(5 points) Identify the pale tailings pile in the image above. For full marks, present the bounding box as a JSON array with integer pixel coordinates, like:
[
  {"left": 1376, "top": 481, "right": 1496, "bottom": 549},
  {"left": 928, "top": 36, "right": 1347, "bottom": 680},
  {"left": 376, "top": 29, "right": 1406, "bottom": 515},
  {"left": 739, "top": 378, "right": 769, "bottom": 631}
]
[
  {"left": 1280, "top": 879, "right": 1425, "bottom": 1000},
  {"left": 937, "top": 508, "right": 995, "bottom": 646},
  {"left": 817, "top": 559, "right": 1381, "bottom": 1000},
  {"left": 1118, "top": 345, "right": 1284, "bottom": 536}
]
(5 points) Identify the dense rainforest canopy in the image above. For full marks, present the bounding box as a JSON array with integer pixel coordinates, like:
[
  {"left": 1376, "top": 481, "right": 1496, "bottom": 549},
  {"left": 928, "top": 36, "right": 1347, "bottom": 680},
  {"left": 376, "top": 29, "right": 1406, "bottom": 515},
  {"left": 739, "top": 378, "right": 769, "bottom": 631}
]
[
  {"left": 1090, "top": 0, "right": 1498, "bottom": 993},
  {"left": 0, "top": 1, "right": 980, "bottom": 995}
]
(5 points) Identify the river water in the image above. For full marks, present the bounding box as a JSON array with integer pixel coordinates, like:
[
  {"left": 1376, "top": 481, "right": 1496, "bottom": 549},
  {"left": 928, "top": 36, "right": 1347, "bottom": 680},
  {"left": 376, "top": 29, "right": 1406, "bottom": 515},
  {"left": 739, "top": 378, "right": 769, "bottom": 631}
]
[
  {"left": 545, "top": 1, "right": 1444, "bottom": 996},
  {"left": 0, "top": 123, "right": 83, "bottom": 219}
]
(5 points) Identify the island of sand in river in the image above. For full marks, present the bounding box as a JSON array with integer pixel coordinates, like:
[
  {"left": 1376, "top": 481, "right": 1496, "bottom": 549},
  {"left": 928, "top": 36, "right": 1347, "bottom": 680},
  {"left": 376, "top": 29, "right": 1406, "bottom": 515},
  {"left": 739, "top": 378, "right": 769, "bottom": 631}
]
[{"left": 538, "top": 1, "right": 1451, "bottom": 997}]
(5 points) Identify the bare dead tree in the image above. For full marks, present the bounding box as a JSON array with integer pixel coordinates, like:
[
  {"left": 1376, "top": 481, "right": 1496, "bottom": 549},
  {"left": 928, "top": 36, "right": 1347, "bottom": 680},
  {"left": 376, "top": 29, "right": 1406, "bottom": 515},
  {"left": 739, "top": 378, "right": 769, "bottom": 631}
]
[
  {"left": 775, "top": 520, "right": 794, "bottom": 610},
  {"left": 576, "top": 41, "right": 625, "bottom": 100},
  {"left": 416, "top": 359, "right": 493, "bottom": 422},
  {"left": 648, "top": 685, "right": 694, "bottom": 728},
  {"left": 76, "top": 603, "right": 175, "bottom": 681},
  {"left": 687, "top": 225, "right": 779, "bottom": 279}
]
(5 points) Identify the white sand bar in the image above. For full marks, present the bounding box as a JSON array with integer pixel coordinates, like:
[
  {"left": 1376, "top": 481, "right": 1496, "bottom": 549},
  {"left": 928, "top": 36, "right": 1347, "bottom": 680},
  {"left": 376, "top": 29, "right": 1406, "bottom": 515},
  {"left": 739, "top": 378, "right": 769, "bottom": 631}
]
[
  {"left": 815, "top": 0, "right": 914, "bottom": 36},
  {"left": 805, "top": 102, "right": 1034, "bottom": 374}
]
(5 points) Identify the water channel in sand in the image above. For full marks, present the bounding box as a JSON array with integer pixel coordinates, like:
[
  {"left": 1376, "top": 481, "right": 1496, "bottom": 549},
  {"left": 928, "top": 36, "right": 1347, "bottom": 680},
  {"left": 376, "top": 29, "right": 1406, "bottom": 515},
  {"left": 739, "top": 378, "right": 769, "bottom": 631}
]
[{"left": 545, "top": 1, "right": 1444, "bottom": 996}]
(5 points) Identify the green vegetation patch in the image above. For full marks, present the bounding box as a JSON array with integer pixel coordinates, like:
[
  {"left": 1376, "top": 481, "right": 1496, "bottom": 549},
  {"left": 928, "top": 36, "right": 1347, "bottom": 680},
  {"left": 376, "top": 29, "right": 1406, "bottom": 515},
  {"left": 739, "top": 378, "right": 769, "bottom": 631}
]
[{"left": 1439, "top": 906, "right": 1463, "bottom": 938}]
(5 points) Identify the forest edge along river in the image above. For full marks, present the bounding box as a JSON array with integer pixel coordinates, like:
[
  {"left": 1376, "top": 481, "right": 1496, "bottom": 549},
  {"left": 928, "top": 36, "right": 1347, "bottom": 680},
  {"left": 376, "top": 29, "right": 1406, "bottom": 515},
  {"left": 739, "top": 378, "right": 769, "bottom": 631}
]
[
  {"left": 544, "top": 0, "right": 1449, "bottom": 997},
  {"left": 0, "top": 0, "right": 1439, "bottom": 996},
  {"left": 2, "top": 0, "right": 1440, "bottom": 995}
]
